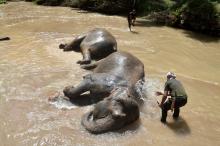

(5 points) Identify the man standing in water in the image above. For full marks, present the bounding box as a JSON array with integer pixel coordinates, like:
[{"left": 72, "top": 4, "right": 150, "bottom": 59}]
[
  {"left": 127, "top": 9, "right": 136, "bottom": 31},
  {"left": 156, "top": 72, "right": 188, "bottom": 123}
]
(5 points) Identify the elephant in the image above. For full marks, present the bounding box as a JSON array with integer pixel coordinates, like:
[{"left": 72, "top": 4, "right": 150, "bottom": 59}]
[
  {"left": 63, "top": 51, "right": 145, "bottom": 100},
  {"left": 62, "top": 51, "right": 145, "bottom": 133},
  {"left": 59, "top": 28, "right": 117, "bottom": 65}
]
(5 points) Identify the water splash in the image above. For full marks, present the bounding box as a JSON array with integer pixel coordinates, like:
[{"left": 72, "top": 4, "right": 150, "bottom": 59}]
[
  {"left": 139, "top": 77, "right": 164, "bottom": 119},
  {"left": 49, "top": 95, "right": 77, "bottom": 110}
]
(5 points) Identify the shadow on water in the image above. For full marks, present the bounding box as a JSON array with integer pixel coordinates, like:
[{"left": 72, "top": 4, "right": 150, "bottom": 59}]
[
  {"left": 115, "top": 119, "right": 141, "bottom": 134},
  {"left": 130, "top": 30, "right": 139, "bottom": 34},
  {"left": 166, "top": 116, "right": 191, "bottom": 136},
  {"left": 182, "top": 30, "right": 220, "bottom": 43},
  {"left": 135, "top": 19, "right": 164, "bottom": 27},
  {"left": 135, "top": 19, "right": 219, "bottom": 43}
]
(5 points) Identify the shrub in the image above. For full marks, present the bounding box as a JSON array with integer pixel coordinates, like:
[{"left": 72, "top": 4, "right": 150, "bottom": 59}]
[
  {"left": 0, "top": 0, "right": 7, "bottom": 4},
  {"left": 173, "top": 0, "right": 219, "bottom": 35}
]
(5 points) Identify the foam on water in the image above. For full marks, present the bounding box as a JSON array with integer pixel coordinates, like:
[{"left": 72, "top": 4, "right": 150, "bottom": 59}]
[
  {"left": 49, "top": 96, "right": 77, "bottom": 110},
  {"left": 139, "top": 77, "right": 164, "bottom": 119}
]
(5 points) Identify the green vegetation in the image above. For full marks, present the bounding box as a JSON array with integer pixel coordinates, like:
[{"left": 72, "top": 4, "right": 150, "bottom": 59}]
[
  {"left": 140, "top": 0, "right": 219, "bottom": 36},
  {"left": 137, "top": 0, "right": 170, "bottom": 15},
  {"left": 4, "top": 0, "right": 219, "bottom": 36},
  {"left": 0, "top": 0, "right": 7, "bottom": 4},
  {"left": 169, "top": 0, "right": 219, "bottom": 35},
  {"left": 26, "top": 0, "right": 130, "bottom": 14}
]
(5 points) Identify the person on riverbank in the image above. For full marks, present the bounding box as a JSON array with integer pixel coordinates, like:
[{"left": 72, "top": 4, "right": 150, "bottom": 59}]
[
  {"left": 127, "top": 9, "right": 136, "bottom": 31},
  {"left": 156, "top": 72, "right": 188, "bottom": 123}
]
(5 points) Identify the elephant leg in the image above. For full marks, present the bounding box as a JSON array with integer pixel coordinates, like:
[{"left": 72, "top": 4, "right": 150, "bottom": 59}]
[
  {"left": 80, "top": 59, "right": 101, "bottom": 70},
  {"left": 63, "top": 80, "right": 90, "bottom": 99},
  {"left": 77, "top": 48, "right": 91, "bottom": 64},
  {"left": 69, "top": 33, "right": 87, "bottom": 47},
  {"left": 80, "top": 63, "right": 97, "bottom": 70},
  {"left": 59, "top": 33, "right": 87, "bottom": 51}
]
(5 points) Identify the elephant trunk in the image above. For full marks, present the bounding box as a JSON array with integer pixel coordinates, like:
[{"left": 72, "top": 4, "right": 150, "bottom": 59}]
[{"left": 81, "top": 111, "right": 124, "bottom": 134}]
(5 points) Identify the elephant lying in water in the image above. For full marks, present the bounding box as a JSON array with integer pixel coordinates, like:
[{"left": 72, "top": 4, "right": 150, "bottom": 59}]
[
  {"left": 62, "top": 51, "right": 145, "bottom": 133},
  {"left": 59, "top": 28, "right": 117, "bottom": 65}
]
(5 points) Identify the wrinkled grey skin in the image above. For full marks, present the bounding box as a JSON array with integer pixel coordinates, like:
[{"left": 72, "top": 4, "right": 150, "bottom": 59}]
[
  {"left": 59, "top": 28, "right": 117, "bottom": 64},
  {"left": 63, "top": 52, "right": 145, "bottom": 133},
  {"left": 63, "top": 52, "right": 145, "bottom": 99},
  {"left": 81, "top": 88, "right": 140, "bottom": 134}
]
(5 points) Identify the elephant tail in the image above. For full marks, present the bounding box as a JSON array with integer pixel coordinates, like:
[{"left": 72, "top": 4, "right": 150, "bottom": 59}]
[{"left": 81, "top": 111, "right": 123, "bottom": 134}]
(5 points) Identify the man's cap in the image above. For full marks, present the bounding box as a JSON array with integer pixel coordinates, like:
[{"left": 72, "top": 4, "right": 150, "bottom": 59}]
[{"left": 166, "top": 72, "right": 176, "bottom": 78}]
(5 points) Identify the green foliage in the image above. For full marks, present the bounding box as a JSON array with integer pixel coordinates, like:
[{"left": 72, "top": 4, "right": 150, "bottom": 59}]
[
  {"left": 0, "top": 0, "right": 7, "bottom": 4},
  {"left": 30, "top": 0, "right": 130, "bottom": 14},
  {"left": 61, "top": 0, "right": 80, "bottom": 7},
  {"left": 137, "top": 0, "right": 169, "bottom": 15},
  {"left": 33, "top": 0, "right": 62, "bottom": 6},
  {"left": 30, "top": 0, "right": 219, "bottom": 35},
  {"left": 147, "top": 0, "right": 219, "bottom": 35},
  {"left": 64, "top": 0, "right": 129, "bottom": 14},
  {"left": 171, "top": 0, "right": 219, "bottom": 35}
]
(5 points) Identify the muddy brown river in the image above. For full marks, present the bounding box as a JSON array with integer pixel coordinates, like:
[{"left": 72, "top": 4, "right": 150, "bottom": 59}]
[{"left": 0, "top": 2, "right": 220, "bottom": 146}]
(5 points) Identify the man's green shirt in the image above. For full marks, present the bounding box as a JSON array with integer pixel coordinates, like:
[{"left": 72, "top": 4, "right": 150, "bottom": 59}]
[{"left": 164, "top": 78, "right": 187, "bottom": 99}]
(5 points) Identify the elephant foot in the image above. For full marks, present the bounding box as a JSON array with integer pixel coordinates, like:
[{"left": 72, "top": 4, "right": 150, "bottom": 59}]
[
  {"left": 59, "top": 43, "right": 66, "bottom": 49},
  {"left": 63, "top": 85, "right": 84, "bottom": 100},
  {"left": 77, "top": 59, "right": 91, "bottom": 65},
  {"left": 48, "top": 91, "right": 61, "bottom": 102},
  {"left": 63, "top": 85, "right": 75, "bottom": 97},
  {"left": 80, "top": 63, "right": 97, "bottom": 70}
]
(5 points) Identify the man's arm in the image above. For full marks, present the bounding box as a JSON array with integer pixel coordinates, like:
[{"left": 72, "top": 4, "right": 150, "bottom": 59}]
[
  {"left": 155, "top": 91, "right": 170, "bottom": 96},
  {"left": 159, "top": 90, "right": 168, "bottom": 108},
  {"left": 171, "top": 98, "right": 175, "bottom": 111}
]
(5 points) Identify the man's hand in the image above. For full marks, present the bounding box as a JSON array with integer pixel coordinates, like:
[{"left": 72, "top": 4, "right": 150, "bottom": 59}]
[
  {"left": 155, "top": 91, "right": 164, "bottom": 96},
  {"left": 171, "top": 106, "right": 174, "bottom": 112},
  {"left": 158, "top": 103, "right": 162, "bottom": 108}
]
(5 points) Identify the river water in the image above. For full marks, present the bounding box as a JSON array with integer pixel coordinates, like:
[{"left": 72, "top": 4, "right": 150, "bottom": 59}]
[{"left": 0, "top": 2, "right": 220, "bottom": 146}]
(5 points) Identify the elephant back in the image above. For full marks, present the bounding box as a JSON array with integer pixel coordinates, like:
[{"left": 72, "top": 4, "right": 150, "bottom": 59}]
[{"left": 94, "top": 51, "right": 144, "bottom": 86}]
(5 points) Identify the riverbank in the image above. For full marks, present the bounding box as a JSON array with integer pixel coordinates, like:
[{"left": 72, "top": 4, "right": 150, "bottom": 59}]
[
  {"left": 2, "top": 0, "right": 220, "bottom": 36},
  {"left": 18, "top": 0, "right": 220, "bottom": 36}
]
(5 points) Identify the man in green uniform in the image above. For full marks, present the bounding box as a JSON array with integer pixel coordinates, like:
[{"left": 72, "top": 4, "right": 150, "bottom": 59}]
[{"left": 156, "top": 72, "right": 188, "bottom": 123}]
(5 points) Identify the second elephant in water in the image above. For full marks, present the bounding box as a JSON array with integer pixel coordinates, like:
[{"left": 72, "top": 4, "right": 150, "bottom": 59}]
[{"left": 59, "top": 28, "right": 117, "bottom": 65}]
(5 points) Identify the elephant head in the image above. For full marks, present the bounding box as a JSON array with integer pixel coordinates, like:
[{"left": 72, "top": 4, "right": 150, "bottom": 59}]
[{"left": 81, "top": 89, "right": 140, "bottom": 134}]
